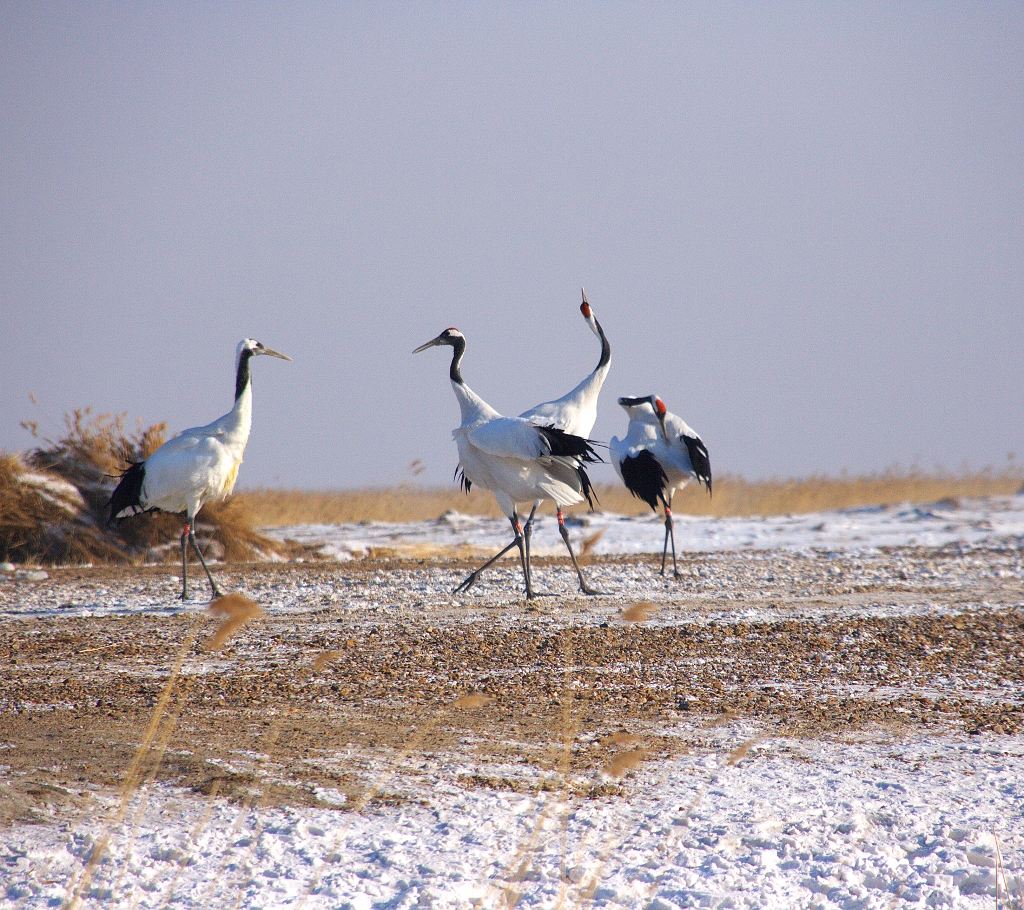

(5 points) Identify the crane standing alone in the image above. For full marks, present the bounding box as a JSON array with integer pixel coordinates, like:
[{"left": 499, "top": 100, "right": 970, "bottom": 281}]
[
  {"left": 108, "top": 338, "right": 292, "bottom": 600},
  {"left": 610, "top": 395, "right": 712, "bottom": 579},
  {"left": 414, "top": 327, "right": 599, "bottom": 599},
  {"left": 518, "top": 289, "right": 610, "bottom": 594}
]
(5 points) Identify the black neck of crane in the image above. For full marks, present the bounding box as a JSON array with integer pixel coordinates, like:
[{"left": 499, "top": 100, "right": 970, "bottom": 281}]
[
  {"left": 594, "top": 318, "right": 610, "bottom": 371},
  {"left": 235, "top": 349, "right": 255, "bottom": 400},
  {"left": 449, "top": 336, "right": 466, "bottom": 385}
]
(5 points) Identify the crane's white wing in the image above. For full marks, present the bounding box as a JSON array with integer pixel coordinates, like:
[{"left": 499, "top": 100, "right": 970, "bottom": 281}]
[{"left": 466, "top": 417, "right": 550, "bottom": 461}]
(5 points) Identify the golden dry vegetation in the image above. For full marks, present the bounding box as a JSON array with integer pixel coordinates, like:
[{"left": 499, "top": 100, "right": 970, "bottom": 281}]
[
  {"left": 2, "top": 409, "right": 287, "bottom": 565},
  {"left": 238, "top": 468, "right": 1023, "bottom": 527},
  {"left": 4, "top": 407, "right": 1022, "bottom": 562}
]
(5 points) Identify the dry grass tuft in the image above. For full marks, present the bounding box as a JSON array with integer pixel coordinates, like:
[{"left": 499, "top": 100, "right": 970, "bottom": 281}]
[
  {"left": 620, "top": 602, "right": 658, "bottom": 623},
  {"left": 604, "top": 749, "right": 648, "bottom": 778},
  {"left": 452, "top": 693, "right": 491, "bottom": 711},
  {"left": 604, "top": 732, "right": 642, "bottom": 747},
  {"left": 3, "top": 407, "right": 292, "bottom": 565},
  {"left": 312, "top": 651, "right": 346, "bottom": 672},
  {"left": 240, "top": 465, "right": 1023, "bottom": 526},
  {"left": 578, "top": 529, "right": 605, "bottom": 559},
  {"left": 726, "top": 739, "right": 758, "bottom": 767},
  {"left": 0, "top": 451, "right": 123, "bottom": 564},
  {"left": 203, "top": 594, "right": 264, "bottom": 652}
]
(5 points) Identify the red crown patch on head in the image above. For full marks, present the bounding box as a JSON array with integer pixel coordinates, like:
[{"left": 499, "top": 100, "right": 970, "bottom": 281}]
[
  {"left": 655, "top": 398, "right": 667, "bottom": 416},
  {"left": 580, "top": 302, "right": 592, "bottom": 318}
]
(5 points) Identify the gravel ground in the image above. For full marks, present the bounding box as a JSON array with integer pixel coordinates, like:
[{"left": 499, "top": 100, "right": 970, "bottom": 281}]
[
  {"left": 0, "top": 540, "right": 1022, "bottom": 907},
  {"left": 1, "top": 543, "right": 1022, "bottom": 815}
]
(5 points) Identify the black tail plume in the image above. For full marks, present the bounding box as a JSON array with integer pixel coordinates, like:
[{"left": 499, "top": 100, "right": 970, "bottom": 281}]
[
  {"left": 619, "top": 450, "right": 669, "bottom": 512},
  {"left": 536, "top": 425, "right": 603, "bottom": 463},
  {"left": 577, "top": 462, "right": 597, "bottom": 511},
  {"left": 108, "top": 461, "right": 147, "bottom": 525},
  {"left": 453, "top": 463, "right": 472, "bottom": 495}
]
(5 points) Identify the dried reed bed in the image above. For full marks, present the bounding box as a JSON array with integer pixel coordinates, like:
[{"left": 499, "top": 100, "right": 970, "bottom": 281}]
[
  {"left": 3, "top": 408, "right": 288, "bottom": 565},
  {"left": 239, "top": 467, "right": 1023, "bottom": 526}
]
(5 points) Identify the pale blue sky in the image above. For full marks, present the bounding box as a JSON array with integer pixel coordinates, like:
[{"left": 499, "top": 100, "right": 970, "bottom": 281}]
[{"left": 2, "top": 2, "right": 1022, "bottom": 489}]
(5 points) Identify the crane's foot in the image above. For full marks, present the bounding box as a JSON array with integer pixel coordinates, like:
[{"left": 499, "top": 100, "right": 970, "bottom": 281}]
[
  {"left": 454, "top": 572, "right": 480, "bottom": 595},
  {"left": 525, "top": 589, "right": 556, "bottom": 599},
  {"left": 578, "top": 582, "right": 609, "bottom": 596}
]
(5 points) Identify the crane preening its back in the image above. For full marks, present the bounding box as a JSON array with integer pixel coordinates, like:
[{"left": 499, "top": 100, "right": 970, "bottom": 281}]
[
  {"left": 414, "top": 326, "right": 599, "bottom": 599},
  {"left": 517, "top": 289, "right": 610, "bottom": 594},
  {"left": 610, "top": 394, "right": 711, "bottom": 579},
  {"left": 108, "top": 338, "right": 292, "bottom": 600}
]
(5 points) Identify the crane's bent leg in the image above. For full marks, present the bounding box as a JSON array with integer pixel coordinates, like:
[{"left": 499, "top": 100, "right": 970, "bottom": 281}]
[
  {"left": 188, "top": 525, "right": 224, "bottom": 599},
  {"left": 454, "top": 515, "right": 535, "bottom": 599},
  {"left": 179, "top": 524, "right": 190, "bottom": 601},
  {"left": 557, "top": 509, "right": 606, "bottom": 595}
]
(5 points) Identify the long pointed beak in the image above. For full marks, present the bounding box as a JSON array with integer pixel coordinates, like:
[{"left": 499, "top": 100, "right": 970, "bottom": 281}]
[
  {"left": 261, "top": 347, "right": 293, "bottom": 362},
  {"left": 580, "top": 287, "right": 592, "bottom": 319},
  {"left": 413, "top": 337, "right": 442, "bottom": 354}
]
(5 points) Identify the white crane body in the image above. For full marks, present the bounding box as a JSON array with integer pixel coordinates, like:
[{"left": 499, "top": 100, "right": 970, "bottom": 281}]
[
  {"left": 515, "top": 291, "right": 610, "bottom": 594},
  {"left": 610, "top": 395, "right": 711, "bottom": 578},
  {"left": 414, "top": 326, "right": 597, "bottom": 598},
  {"left": 109, "top": 338, "right": 291, "bottom": 600}
]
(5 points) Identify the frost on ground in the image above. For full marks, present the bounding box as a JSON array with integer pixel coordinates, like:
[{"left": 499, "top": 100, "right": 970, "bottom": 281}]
[
  {"left": 0, "top": 497, "right": 1022, "bottom": 909},
  {"left": 5, "top": 733, "right": 1023, "bottom": 910}
]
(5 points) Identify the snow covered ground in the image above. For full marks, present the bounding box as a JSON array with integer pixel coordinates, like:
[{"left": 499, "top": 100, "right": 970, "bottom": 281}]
[
  {"left": 5, "top": 729, "right": 1023, "bottom": 909},
  {"left": 1, "top": 495, "right": 1023, "bottom": 909},
  {"left": 267, "top": 494, "right": 1024, "bottom": 561}
]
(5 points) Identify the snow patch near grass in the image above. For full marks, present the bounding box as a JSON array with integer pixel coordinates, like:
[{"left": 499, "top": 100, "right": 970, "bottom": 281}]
[{"left": 5, "top": 730, "right": 1023, "bottom": 909}]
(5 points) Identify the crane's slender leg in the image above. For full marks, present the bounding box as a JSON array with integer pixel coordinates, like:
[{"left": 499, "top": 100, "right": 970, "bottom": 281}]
[
  {"left": 659, "top": 497, "right": 682, "bottom": 580},
  {"left": 454, "top": 515, "right": 534, "bottom": 598},
  {"left": 188, "top": 521, "right": 223, "bottom": 599},
  {"left": 179, "top": 524, "right": 190, "bottom": 601},
  {"left": 557, "top": 508, "right": 606, "bottom": 595},
  {"left": 522, "top": 502, "right": 539, "bottom": 592}
]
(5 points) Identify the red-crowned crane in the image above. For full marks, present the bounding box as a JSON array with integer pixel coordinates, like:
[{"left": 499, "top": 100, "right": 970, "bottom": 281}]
[
  {"left": 413, "top": 327, "right": 599, "bottom": 599},
  {"left": 610, "top": 395, "right": 711, "bottom": 578},
  {"left": 108, "top": 338, "right": 292, "bottom": 600},
  {"left": 518, "top": 289, "right": 610, "bottom": 594}
]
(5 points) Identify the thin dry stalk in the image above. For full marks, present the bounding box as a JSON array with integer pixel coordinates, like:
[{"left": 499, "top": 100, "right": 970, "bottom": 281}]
[
  {"left": 63, "top": 620, "right": 201, "bottom": 910},
  {"left": 604, "top": 749, "right": 648, "bottom": 778},
  {"left": 192, "top": 646, "right": 348, "bottom": 908},
  {"left": 117, "top": 680, "right": 197, "bottom": 906},
  {"left": 154, "top": 779, "right": 224, "bottom": 910},
  {"left": 202, "top": 594, "right": 264, "bottom": 652},
  {"left": 294, "top": 693, "right": 491, "bottom": 910},
  {"left": 620, "top": 602, "right": 657, "bottom": 623}
]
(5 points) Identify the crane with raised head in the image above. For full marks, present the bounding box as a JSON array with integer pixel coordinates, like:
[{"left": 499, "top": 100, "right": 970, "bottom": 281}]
[
  {"left": 414, "top": 326, "right": 598, "bottom": 599},
  {"left": 518, "top": 288, "right": 610, "bottom": 594}
]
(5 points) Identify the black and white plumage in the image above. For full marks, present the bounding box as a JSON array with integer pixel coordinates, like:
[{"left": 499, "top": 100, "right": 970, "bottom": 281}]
[
  {"left": 516, "top": 289, "right": 610, "bottom": 594},
  {"left": 610, "top": 395, "right": 711, "bottom": 578},
  {"left": 414, "top": 327, "right": 599, "bottom": 599},
  {"left": 108, "top": 338, "right": 292, "bottom": 600}
]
